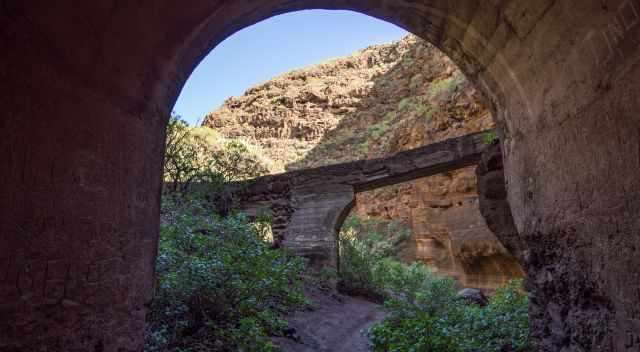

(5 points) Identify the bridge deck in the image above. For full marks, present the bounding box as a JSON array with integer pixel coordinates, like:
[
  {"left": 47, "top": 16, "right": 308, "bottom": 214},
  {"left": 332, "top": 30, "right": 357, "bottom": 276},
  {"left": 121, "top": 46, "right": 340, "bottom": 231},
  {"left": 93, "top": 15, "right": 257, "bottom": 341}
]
[{"left": 240, "top": 130, "right": 491, "bottom": 194}]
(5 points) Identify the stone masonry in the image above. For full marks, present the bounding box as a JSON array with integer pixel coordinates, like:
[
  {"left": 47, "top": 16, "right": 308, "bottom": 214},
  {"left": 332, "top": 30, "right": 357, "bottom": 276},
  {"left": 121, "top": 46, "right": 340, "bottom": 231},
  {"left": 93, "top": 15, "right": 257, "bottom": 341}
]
[{"left": 233, "top": 132, "right": 489, "bottom": 267}]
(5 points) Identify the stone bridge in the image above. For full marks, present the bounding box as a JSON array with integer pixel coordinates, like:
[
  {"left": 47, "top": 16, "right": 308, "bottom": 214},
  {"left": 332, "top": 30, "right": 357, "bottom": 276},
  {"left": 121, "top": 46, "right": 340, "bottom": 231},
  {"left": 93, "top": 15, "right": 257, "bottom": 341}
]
[{"left": 232, "top": 131, "right": 489, "bottom": 267}]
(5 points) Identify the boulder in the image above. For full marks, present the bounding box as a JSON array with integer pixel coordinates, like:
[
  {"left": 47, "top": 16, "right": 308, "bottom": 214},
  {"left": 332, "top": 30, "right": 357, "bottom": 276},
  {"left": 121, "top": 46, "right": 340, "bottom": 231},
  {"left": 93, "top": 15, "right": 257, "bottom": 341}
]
[{"left": 457, "top": 288, "right": 488, "bottom": 307}]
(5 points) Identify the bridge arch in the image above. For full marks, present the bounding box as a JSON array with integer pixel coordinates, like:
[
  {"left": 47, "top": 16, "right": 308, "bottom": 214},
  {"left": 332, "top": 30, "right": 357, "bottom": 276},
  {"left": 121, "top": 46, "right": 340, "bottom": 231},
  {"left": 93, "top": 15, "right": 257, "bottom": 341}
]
[
  {"left": 2, "top": 1, "right": 639, "bottom": 351},
  {"left": 234, "top": 132, "right": 489, "bottom": 267}
]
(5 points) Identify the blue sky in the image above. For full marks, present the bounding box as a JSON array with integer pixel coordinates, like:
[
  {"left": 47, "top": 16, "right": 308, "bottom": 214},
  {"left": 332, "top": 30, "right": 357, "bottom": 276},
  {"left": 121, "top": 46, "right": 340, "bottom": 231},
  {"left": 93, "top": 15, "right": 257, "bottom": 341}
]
[{"left": 173, "top": 10, "right": 408, "bottom": 125}]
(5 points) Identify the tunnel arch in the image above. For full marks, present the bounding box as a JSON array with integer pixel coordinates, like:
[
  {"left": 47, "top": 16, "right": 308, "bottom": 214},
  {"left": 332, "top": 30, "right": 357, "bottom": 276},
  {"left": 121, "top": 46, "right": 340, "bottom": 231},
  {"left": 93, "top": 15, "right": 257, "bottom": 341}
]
[{"left": 2, "top": 1, "right": 640, "bottom": 351}]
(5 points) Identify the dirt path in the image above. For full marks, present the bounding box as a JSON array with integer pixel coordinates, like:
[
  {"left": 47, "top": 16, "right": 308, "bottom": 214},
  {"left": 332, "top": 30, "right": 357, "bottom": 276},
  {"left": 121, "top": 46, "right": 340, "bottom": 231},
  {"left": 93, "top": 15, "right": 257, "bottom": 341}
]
[{"left": 272, "top": 288, "right": 387, "bottom": 352}]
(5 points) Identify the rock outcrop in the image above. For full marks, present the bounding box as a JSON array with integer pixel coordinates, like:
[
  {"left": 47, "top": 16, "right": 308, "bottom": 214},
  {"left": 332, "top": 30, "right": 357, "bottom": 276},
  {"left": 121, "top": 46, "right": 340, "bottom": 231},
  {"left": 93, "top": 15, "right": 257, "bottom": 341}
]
[
  {"left": 202, "top": 35, "right": 491, "bottom": 170},
  {"left": 358, "top": 166, "right": 524, "bottom": 290},
  {"left": 457, "top": 288, "right": 489, "bottom": 307},
  {"left": 203, "top": 35, "right": 522, "bottom": 290}
]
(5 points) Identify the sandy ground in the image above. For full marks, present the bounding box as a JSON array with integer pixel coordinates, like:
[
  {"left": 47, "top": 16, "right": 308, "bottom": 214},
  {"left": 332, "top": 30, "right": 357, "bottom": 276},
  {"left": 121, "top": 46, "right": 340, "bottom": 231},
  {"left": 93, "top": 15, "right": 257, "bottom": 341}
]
[{"left": 272, "top": 287, "right": 388, "bottom": 352}]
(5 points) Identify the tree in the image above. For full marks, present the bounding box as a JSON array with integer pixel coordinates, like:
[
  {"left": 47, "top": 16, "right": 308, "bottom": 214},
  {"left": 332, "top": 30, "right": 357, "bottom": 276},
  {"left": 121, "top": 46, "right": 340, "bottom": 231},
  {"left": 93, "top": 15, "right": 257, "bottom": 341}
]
[
  {"left": 163, "top": 114, "right": 207, "bottom": 193},
  {"left": 163, "top": 114, "right": 269, "bottom": 195},
  {"left": 209, "top": 140, "right": 269, "bottom": 182}
]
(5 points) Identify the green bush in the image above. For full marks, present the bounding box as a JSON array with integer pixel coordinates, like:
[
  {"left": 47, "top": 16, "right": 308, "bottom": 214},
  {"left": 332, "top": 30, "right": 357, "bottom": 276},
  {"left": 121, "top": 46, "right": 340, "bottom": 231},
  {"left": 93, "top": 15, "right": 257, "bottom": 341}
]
[
  {"left": 153, "top": 119, "right": 300, "bottom": 350},
  {"left": 337, "top": 216, "right": 410, "bottom": 299},
  {"left": 164, "top": 115, "right": 206, "bottom": 193},
  {"left": 455, "top": 280, "right": 530, "bottom": 351},
  {"left": 398, "top": 97, "right": 413, "bottom": 111},
  {"left": 415, "top": 103, "right": 439, "bottom": 120},
  {"left": 428, "top": 72, "right": 466, "bottom": 98},
  {"left": 483, "top": 130, "right": 498, "bottom": 145},
  {"left": 368, "top": 120, "right": 390, "bottom": 140},
  {"left": 402, "top": 57, "right": 415, "bottom": 68},
  {"left": 369, "top": 275, "right": 530, "bottom": 352},
  {"left": 338, "top": 215, "right": 530, "bottom": 352},
  {"left": 163, "top": 114, "right": 269, "bottom": 195},
  {"left": 359, "top": 140, "right": 371, "bottom": 154},
  {"left": 145, "top": 197, "right": 306, "bottom": 351}
]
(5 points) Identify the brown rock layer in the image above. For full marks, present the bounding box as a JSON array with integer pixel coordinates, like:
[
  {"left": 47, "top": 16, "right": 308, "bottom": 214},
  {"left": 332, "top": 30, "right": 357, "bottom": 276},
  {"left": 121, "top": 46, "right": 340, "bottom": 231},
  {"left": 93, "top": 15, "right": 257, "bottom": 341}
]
[{"left": 354, "top": 167, "right": 524, "bottom": 290}]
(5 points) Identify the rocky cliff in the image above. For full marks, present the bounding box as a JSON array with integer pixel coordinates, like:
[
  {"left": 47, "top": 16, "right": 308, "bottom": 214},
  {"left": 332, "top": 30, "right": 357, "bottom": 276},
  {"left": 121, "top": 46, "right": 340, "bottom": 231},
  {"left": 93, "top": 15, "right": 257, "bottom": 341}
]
[{"left": 202, "top": 35, "right": 523, "bottom": 290}]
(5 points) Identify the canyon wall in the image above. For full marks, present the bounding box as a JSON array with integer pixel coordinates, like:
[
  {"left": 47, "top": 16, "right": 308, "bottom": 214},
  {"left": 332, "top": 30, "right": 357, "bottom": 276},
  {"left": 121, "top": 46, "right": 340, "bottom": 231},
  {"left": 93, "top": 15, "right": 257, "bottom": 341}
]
[{"left": 203, "top": 35, "right": 523, "bottom": 290}]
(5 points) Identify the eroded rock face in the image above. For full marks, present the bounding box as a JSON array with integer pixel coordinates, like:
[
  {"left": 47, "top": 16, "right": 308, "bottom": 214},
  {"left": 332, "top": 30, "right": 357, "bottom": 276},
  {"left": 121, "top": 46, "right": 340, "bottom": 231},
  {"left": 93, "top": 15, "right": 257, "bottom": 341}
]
[
  {"left": 202, "top": 35, "right": 491, "bottom": 171},
  {"left": 203, "top": 36, "right": 427, "bottom": 172},
  {"left": 354, "top": 166, "right": 524, "bottom": 291}
]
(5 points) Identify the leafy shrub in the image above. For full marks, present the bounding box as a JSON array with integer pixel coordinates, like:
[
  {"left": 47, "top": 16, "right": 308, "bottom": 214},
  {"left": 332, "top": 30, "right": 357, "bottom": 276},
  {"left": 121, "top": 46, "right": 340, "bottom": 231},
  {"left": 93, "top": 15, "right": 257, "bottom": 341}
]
[
  {"left": 359, "top": 140, "right": 371, "bottom": 154},
  {"left": 428, "top": 72, "right": 466, "bottom": 98},
  {"left": 163, "top": 114, "right": 269, "bottom": 194},
  {"left": 164, "top": 115, "right": 207, "bottom": 193},
  {"left": 367, "top": 262, "right": 464, "bottom": 351},
  {"left": 384, "top": 111, "right": 397, "bottom": 121},
  {"left": 415, "top": 103, "right": 439, "bottom": 120},
  {"left": 455, "top": 280, "right": 530, "bottom": 352},
  {"left": 369, "top": 276, "right": 530, "bottom": 352},
  {"left": 483, "top": 130, "right": 498, "bottom": 145},
  {"left": 338, "top": 215, "right": 530, "bottom": 352},
  {"left": 208, "top": 140, "right": 269, "bottom": 182},
  {"left": 398, "top": 97, "right": 413, "bottom": 111},
  {"left": 402, "top": 57, "right": 415, "bottom": 68},
  {"left": 337, "top": 216, "right": 410, "bottom": 299},
  {"left": 145, "top": 197, "right": 306, "bottom": 351},
  {"left": 368, "top": 120, "right": 390, "bottom": 140}
]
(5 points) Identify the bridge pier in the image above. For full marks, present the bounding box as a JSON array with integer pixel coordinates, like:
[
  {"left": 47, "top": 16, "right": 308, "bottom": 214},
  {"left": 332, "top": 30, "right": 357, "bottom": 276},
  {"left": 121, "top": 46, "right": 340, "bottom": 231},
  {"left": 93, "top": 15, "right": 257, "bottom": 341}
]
[
  {"left": 283, "top": 185, "right": 355, "bottom": 269},
  {"left": 238, "top": 184, "right": 355, "bottom": 269}
]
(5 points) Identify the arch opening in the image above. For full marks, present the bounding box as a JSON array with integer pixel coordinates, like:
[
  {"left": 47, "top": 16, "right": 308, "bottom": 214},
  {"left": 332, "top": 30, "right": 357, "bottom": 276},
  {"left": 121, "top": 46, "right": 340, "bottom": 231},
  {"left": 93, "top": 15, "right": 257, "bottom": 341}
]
[{"left": 158, "top": 9, "right": 529, "bottom": 350}]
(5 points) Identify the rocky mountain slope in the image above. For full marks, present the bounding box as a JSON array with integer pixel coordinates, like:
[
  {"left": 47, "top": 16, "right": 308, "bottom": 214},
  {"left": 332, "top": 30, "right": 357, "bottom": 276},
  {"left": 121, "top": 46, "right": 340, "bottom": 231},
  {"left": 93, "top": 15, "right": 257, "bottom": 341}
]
[{"left": 202, "top": 35, "right": 523, "bottom": 290}]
